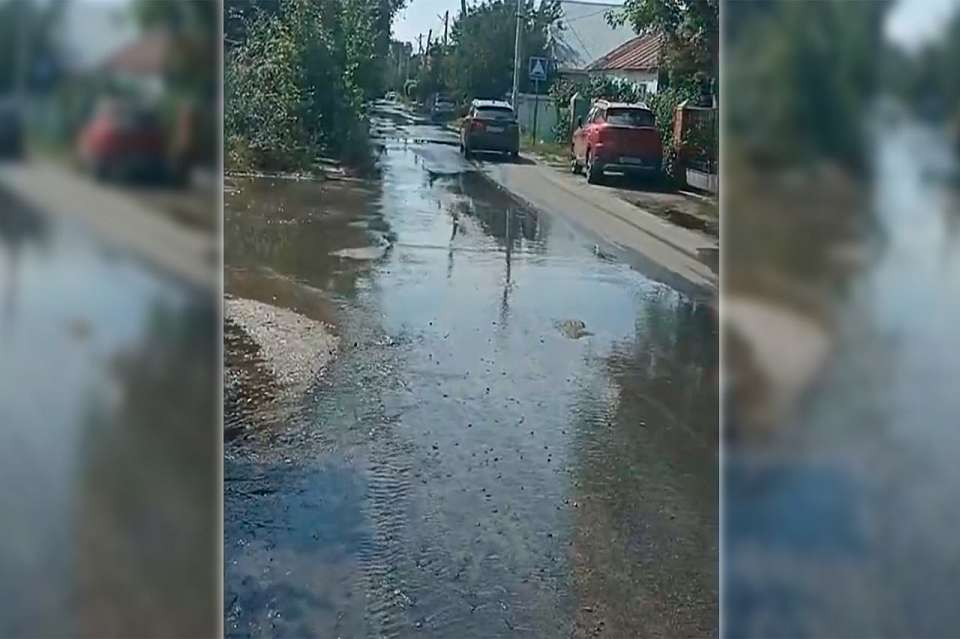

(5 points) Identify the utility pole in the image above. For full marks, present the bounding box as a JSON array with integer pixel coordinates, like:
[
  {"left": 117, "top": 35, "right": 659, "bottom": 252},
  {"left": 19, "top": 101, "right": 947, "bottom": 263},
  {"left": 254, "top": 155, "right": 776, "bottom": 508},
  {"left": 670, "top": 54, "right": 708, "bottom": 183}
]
[
  {"left": 418, "top": 33, "right": 423, "bottom": 55},
  {"left": 443, "top": 10, "right": 449, "bottom": 47},
  {"left": 511, "top": 0, "right": 522, "bottom": 107},
  {"left": 426, "top": 29, "right": 432, "bottom": 51},
  {"left": 461, "top": 0, "right": 467, "bottom": 17},
  {"left": 15, "top": 0, "right": 29, "bottom": 101}
]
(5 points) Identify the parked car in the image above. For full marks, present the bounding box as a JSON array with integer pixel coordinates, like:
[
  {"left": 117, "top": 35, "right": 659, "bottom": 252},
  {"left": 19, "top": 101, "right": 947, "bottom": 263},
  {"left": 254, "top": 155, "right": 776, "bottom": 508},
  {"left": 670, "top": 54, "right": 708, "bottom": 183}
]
[
  {"left": 431, "top": 94, "right": 457, "bottom": 122},
  {"left": 459, "top": 100, "right": 519, "bottom": 159},
  {"left": 0, "top": 98, "right": 24, "bottom": 159},
  {"left": 571, "top": 100, "right": 662, "bottom": 184},
  {"left": 77, "top": 98, "right": 169, "bottom": 182}
]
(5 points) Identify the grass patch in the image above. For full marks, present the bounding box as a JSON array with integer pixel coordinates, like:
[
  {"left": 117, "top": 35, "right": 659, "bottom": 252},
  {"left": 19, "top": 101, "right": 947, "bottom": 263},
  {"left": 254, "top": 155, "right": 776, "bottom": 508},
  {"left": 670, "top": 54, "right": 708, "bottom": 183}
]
[{"left": 520, "top": 134, "right": 569, "bottom": 165}]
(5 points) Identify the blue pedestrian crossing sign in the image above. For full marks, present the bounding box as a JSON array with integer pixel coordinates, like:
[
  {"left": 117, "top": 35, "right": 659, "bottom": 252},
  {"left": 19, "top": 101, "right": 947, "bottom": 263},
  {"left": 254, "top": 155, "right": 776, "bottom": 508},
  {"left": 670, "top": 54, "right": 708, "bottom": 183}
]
[{"left": 528, "top": 56, "right": 547, "bottom": 81}]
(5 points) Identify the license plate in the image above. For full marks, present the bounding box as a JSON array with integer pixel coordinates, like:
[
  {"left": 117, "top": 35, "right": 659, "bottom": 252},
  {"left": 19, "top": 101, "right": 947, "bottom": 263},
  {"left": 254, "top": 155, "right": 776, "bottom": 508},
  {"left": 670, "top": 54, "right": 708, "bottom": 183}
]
[
  {"left": 487, "top": 126, "right": 504, "bottom": 133},
  {"left": 621, "top": 156, "right": 647, "bottom": 165}
]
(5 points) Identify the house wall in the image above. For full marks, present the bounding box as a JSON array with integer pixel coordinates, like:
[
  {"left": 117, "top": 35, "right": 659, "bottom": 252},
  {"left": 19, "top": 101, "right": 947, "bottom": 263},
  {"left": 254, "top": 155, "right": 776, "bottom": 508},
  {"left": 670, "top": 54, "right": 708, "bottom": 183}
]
[
  {"left": 588, "top": 69, "right": 658, "bottom": 97},
  {"left": 117, "top": 72, "right": 166, "bottom": 101}
]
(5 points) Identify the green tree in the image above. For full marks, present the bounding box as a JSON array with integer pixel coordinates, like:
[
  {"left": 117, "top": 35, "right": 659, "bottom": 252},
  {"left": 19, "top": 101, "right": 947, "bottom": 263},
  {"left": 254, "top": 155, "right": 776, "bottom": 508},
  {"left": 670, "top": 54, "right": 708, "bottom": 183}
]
[
  {"left": 225, "top": 0, "right": 405, "bottom": 170},
  {"left": 412, "top": 0, "right": 560, "bottom": 103},
  {"left": 133, "top": 0, "right": 217, "bottom": 101},
  {"left": 0, "top": 0, "right": 67, "bottom": 94},
  {"left": 608, "top": 0, "right": 718, "bottom": 89},
  {"left": 725, "top": 0, "right": 890, "bottom": 171}
]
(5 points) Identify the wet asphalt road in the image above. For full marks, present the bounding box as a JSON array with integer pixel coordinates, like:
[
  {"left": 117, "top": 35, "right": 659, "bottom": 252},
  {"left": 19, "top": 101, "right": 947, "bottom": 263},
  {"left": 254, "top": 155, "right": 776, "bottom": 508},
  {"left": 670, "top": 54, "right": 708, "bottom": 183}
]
[
  {"left": 224, "top": 103, "right": 719, "bottom": 638},
  {"left": 0, "top": 183, "right": 218, "bottom": 636},
  {"left": 724, "top": 120, "right": 960, "bottom": 637}
]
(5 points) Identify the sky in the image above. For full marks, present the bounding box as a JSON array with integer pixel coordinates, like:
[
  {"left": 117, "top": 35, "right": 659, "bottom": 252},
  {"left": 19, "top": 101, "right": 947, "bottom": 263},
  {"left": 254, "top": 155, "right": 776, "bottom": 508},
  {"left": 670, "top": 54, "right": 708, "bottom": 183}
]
[
  {"left": 70, "top": 0, "right": 960, "bottom": 59},
  {"left": 392, "top": 0, "right": 622, "bottom": 46},
  {"left": 397, "top": 0, "right": 960, "bottom": 50},
  {"left": 392, "top": 0, "right": 462, "bottom": 46},
  {"left": 884, "top": 0, "right": 959, "bottom": 51}
]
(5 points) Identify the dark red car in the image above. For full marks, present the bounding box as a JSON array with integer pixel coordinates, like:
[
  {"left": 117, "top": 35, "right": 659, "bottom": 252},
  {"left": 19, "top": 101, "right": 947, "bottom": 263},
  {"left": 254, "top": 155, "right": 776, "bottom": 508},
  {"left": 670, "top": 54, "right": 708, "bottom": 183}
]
[
  {"left": 571, "top": 100, "right": 662, "bottom": 184},
  {"left": 460, "top": 99, "right": 520, "bottom": 159},
  {"left": 77, "top": 99, "right": 169, "bottom": 181}
]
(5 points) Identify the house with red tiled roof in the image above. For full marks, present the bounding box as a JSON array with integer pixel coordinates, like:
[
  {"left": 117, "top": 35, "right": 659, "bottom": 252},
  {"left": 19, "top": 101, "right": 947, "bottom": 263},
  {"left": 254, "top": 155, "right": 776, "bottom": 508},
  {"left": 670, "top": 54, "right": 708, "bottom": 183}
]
[
  {"left": 100, "top": 30, "right": 174, "bottom": 100},
  {"left": 585, "top": 33, "right": 662, "bottom": 96},
  {"left": 549, "top": 1, "right": 636, "bottom": 72}
]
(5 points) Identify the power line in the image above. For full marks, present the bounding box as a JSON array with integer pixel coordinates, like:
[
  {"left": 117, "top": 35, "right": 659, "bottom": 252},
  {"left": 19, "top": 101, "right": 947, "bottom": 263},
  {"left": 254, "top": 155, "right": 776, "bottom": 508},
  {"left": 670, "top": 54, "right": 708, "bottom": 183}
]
[{"left": 562, "top": 7, "right": 615, "bottom": 23}]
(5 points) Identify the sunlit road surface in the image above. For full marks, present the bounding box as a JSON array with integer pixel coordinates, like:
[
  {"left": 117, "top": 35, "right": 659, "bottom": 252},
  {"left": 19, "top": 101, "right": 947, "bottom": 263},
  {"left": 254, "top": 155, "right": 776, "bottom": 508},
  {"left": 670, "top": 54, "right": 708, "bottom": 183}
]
[
  {"left": 725, "top": 120, "right": 960, "bottom": 636},
  {"left": 224, "top": 103, "right": 719, "bottom": 638},
  {"left": 0, "top": 160, "right": 218, "bottom": 290},
  {"left": 0, "top": 175, "right": 218, "bottom": 636}
]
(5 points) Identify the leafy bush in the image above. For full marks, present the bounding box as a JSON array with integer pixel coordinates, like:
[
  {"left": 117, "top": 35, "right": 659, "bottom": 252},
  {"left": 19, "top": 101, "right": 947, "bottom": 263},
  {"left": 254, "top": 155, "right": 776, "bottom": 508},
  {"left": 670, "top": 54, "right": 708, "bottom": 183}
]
[
  {"left": 225, "top": 0, "right": 400, "bottom": 172},
  {"left": 647, "top": 85, "right": 699, "bottom": 178}
]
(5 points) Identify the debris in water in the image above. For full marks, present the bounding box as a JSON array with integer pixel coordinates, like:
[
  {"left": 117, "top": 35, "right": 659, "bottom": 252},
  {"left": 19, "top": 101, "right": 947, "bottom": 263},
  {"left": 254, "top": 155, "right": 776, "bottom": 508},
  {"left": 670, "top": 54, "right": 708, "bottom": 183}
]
[{"left": 556, "top": 319, "right": 591, "bottom": 339}]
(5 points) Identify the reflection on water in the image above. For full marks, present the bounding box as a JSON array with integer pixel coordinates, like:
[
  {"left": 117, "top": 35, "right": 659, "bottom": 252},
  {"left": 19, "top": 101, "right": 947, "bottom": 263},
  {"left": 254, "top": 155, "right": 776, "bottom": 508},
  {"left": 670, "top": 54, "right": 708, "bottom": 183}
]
[
  {"left": 226, "top": 109, "right": 718, "bottom": 638},
  {"left": 725, "top": 120, "right": 960, "bottom": 636},
  {"left": 0, "top": 191, "right": 217, "bottom": 637}
]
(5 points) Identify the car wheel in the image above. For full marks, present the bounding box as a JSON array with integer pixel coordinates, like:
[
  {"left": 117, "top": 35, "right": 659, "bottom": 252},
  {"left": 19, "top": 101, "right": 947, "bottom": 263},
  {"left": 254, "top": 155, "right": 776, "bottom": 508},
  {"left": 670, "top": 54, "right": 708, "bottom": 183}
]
[{"left": 586, "top": 150, "right": 603, "bottom": 184}]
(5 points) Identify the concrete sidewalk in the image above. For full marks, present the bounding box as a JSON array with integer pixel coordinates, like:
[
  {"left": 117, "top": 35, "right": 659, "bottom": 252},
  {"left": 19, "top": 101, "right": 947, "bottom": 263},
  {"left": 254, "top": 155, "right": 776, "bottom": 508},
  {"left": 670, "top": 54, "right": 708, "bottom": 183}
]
[
  {"left": 0, "top": 160, "right": 218, "bottom": 290},
  {"left": 479, "top": 155, "right": 718, "bottom": 295}
]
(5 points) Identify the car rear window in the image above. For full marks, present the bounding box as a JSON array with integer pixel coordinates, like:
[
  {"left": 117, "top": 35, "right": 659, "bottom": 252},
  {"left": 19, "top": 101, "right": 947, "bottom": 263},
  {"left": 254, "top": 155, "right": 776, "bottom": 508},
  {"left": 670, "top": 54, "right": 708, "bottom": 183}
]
[
  {"left": 476, "top": 107, "right": 515, "bottom": 121},
  {"left": 605, "top": 108, "right": 655, "bottom": 127}
]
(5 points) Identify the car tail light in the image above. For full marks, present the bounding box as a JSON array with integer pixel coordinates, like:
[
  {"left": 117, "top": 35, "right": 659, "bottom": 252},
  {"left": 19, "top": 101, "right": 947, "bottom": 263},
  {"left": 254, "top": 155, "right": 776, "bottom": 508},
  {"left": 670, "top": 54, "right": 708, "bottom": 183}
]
[
  {"left": 471, "top": 120, "right": 485, "bottom": 132},
  {"left": 597, "top": 125, "right": 618, "bottom": 151}
]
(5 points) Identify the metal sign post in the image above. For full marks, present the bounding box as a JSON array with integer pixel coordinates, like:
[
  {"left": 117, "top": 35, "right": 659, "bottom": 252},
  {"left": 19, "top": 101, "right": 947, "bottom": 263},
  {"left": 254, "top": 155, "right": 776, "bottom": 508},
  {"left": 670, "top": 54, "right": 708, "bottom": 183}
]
[
  {"left": 531, "top": 79, "right": 540, "bottom": 145},
  {"left": 528, "top": 57, "right": 547, "bottom": 146}
]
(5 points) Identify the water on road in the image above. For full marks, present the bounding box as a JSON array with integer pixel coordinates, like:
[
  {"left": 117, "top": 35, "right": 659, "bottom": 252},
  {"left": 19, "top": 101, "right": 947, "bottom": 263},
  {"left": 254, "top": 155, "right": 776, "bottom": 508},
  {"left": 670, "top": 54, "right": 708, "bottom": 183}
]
[
  {"left": 724, "top": 119, "right": 960, "bottom": 637},
  {"left": 224, "top": 105, "right": 719, "bottom": 638},
  {"left": 0, "top": 184, "right": 218, "bottom": 637}
]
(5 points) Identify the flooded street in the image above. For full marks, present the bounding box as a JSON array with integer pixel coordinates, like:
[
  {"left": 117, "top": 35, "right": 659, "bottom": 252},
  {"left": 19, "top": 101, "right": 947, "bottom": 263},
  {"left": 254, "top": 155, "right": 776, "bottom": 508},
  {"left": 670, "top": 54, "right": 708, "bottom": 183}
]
[
  {"left": 0, "top": 185, "right": 217, "bottom": 636},
  {"left": 725, "top": 119, "right": 960, "bottom": 636},
  {"left": 224, "top": 103, "right": 718, "bottom": 638}
]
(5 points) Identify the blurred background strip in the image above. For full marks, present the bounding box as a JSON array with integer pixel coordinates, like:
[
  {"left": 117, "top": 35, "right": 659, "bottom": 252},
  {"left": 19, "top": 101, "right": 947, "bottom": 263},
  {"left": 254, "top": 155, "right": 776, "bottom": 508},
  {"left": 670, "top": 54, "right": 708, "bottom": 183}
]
[
  {"left": 723, "top": 0, "right": 960, "bottom": 636},
  {"left": 0, "top": 0, "right": 219, "bottom": 636}
]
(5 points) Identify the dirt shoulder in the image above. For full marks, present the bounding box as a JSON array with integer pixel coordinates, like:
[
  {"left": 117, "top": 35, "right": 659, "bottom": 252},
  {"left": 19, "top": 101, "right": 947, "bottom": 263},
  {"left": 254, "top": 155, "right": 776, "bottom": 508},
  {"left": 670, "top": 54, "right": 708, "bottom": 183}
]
[
  {"left": 521, "top": 143, "right": 719, "bottom": 235},
  {"left": 0, "top": 159, "right": 217, "bottom": 289},
  {"left": 478, "top": 154, "right": 718, "bottom": 296}
]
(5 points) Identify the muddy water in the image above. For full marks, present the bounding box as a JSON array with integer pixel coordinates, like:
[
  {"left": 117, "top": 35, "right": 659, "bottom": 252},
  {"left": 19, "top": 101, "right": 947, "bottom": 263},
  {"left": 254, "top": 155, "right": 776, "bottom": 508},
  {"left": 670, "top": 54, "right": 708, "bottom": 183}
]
[
  {"left": 724, "top": 121, "right": 960, "bottom": 636},
  {"left": 224, "top": 105, "right": 718, "bottom": 638}
]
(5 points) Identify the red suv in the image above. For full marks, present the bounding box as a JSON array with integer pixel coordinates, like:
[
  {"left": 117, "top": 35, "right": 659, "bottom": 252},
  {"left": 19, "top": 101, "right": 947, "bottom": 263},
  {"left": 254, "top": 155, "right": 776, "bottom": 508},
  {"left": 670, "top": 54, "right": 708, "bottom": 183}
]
[
  {"left": 77, "top": 98, "right": 169, "bottom": 182},
  {"left": 571, "top": 100, "right": 662, "bottom": 184}
]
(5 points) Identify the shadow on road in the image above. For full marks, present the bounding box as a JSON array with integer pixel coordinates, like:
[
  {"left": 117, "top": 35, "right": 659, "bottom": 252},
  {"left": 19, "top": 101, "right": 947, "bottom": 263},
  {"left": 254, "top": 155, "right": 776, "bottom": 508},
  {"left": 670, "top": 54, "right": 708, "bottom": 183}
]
[
  {"left": 600, "top": 172, "right": 675, "bottom": 194},
  {"left": 471, "top": 153, "right": 535, "bottom": 165}
]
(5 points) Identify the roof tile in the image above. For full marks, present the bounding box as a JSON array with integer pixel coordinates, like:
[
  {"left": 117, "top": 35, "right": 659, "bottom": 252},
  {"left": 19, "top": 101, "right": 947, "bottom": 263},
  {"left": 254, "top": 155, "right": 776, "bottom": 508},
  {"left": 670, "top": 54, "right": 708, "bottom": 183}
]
[{"left": 586, "top": 33, "right": 662, "bottom": 72}]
